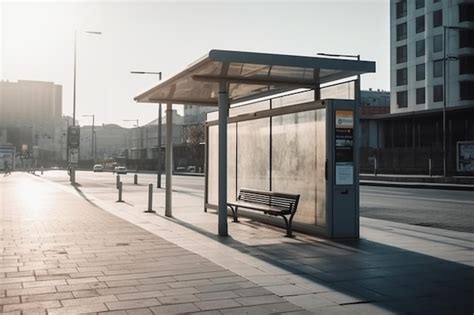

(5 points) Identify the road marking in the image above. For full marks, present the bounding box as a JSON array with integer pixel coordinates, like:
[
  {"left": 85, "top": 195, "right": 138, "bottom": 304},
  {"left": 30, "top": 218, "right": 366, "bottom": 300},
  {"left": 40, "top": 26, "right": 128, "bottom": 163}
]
[{"left": 361, "top": 192, "right": 474, "bottom": 205}]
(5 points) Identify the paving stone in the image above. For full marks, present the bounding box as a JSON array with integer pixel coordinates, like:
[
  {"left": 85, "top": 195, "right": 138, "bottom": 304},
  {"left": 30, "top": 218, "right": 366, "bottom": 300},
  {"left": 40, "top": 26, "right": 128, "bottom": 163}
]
[
  {"left": 117, "top": 290, "right": 164, "bottom": 301},
  {"left": 3, "top": 301, "right": 62, "bottom": 312},
  {"left": 194, "top": 299, "right": 242, "bottom": 310},
  {"left": 157, "top": 294, "right": 200, "bottom": 304},
  {"left": 150, "top": 302, "right": 200, "bottom": 314},
  {"left": 61, "top": 294, "right": 118, "bottom": 307},
  {"left": 21, "top": 292, "right": 73, "bottom": 303},
  {"left": 235, "top": 294, "right": 286, "bottom": 306},
  {"left": 106, "top": 298, "right": 162, "bottom": 311},
  {"left": 195, "top": 290, "right": 239, "bottom": 301},
  {"left": 47, "top": 303, "right": 109, "bottom": 314}
]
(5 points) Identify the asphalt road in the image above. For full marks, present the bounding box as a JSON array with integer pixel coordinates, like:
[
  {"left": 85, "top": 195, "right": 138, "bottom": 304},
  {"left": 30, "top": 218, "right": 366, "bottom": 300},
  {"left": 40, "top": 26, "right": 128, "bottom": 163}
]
[{"left": 43, "top": 170, "right": 474, "bottom": 233}]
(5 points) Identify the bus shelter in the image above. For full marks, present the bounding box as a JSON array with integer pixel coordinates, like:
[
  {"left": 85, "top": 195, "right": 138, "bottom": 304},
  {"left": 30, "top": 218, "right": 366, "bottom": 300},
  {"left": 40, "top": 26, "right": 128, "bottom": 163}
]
[{"left": 134, "top": 49, "right": 375, "bottom": 238}]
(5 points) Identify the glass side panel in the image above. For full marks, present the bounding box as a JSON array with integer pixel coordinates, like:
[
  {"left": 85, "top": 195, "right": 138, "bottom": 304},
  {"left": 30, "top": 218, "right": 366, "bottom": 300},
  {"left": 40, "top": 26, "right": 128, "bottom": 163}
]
[
  {"left": 315, "top": 108, "right": 327, "bottom": 227},
  {"left": 272, "top": 90, "right": 314, "bottom": 108},
  {"left": 237, "top": 118, "right": 270, "bottom": 191},
  {"left": 207, "top": 123, "right": 238, "bottom": 206},
  {"left": 227, "top": 123, "right": 237, "bottom": 202},
  {"left": 321, "top": 81, "right": 355, "bottom": 100},
  {"left": 230, "top": 100, "right": 270, "bottom": 116},
  {"left": 271, "top": 110, "right": 317, "bottom": 224},
  {"left": 207, "top": 125, "right": 218, "bottom": 206}
]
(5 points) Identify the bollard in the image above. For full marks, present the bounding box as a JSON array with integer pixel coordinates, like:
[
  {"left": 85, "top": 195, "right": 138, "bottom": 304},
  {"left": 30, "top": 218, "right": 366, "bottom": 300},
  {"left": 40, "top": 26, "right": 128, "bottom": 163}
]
[
  {"left": 429, "top": 158, "right": 432, "bottom": 177},
  {"left": 41, "top": 167, "right": 44, "bottom": 175},
  {"left": 116, "top": 175, "right": 120, "bottom": 189},
  {"left": 145, "top": 184, "right": 156, "bottom": 213},
  {"left": 117, "top": 181, "right": 124, "bottom": 202},
  {"left": 374, "top": 157, "right": 378, "bottom": 176},
  {"left": 134, "top": 174, "right": 138, "bottom": 185}
]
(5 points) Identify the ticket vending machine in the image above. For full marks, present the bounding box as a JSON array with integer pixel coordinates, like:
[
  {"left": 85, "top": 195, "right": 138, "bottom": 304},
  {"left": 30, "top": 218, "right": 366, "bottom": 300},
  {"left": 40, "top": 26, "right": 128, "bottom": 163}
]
[{"left": 324, "top": 99, "right": 359, "bottom": 239}]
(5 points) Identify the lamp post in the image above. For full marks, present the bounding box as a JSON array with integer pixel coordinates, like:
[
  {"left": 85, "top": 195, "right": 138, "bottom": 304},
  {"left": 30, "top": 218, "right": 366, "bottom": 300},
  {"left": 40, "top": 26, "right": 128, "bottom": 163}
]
[
  {"left": 130, "top": 71, "right": 163, "bottom": 188},
  {"left": 124, "top": 119, "right": 139, "bottom": 159},
  {"left": 442, "top": 26, "right": 472, "bottom": 177},
  {"left": 70, "top": 30, "right": 101, "bottom": 184},
  {"left": 82, "top": 114, "right": 95, "bottom": 161}
]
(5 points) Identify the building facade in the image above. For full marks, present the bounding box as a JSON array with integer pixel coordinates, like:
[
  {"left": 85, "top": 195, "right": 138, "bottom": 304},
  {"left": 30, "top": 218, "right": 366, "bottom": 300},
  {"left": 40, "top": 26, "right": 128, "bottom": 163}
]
[
  {"left": 390, "top": 0, "right": 474, "bottom": 113},
  {"left": 0, "top": 80, "right": 63, "bottom": 163}
]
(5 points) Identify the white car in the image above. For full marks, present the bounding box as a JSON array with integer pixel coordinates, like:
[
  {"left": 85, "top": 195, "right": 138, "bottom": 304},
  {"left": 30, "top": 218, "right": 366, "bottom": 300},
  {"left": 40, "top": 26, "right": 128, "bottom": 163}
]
[
  {"left": 115, "top": 166, "right": 127, "bottom": 174},
  {"left": 93, "top": 164, "right": 104, "bottom": 172}
]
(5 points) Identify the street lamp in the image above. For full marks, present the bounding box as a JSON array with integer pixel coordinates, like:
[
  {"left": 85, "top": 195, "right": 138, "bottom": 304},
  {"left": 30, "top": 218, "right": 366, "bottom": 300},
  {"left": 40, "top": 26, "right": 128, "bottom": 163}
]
[
  {"left": 82, "top": 114, "right": 95, "bottom": 161},
  {"left": 123, "top": 119, "right": 140, "bottom": 160},
  {"left": 130, "top": 71, "right": 163, "bottom": 188},
  {"left": 70, "top": 30, "right": 102, "bottom": 184},
  {"left": 442, "top": 25, "right": 473, "bottom": 177}
]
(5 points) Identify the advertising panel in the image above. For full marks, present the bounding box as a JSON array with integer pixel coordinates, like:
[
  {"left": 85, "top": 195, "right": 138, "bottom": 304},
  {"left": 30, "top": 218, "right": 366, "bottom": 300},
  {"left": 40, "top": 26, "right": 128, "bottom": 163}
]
[
  {"left": 335, "top": 110, "right": 354, "bottom": 185},
  {"left": 457, "top": 141, "right": 474, "bottom": 172},
  {"left": 0, "top": 145, "right": 16, "bottom": 171}
]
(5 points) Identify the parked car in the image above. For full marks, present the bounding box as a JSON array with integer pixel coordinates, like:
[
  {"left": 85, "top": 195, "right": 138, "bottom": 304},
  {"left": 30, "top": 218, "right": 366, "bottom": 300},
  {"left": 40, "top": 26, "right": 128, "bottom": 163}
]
[
  {"left": 93, "top": 164, "right": 104, "bottom": 172},
  {"left": 115, "top": 166, "right": 128, "bottom": 174}
]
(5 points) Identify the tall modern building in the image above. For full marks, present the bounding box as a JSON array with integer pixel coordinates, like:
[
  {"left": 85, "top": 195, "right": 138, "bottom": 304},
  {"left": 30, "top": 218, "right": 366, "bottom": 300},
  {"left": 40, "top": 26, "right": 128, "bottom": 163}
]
[
  {"left": 0, "top": 80, "right": 63, "bottom": 162},
  {"left": 390, "top": 0, "right": 474, "bottom": 113}
]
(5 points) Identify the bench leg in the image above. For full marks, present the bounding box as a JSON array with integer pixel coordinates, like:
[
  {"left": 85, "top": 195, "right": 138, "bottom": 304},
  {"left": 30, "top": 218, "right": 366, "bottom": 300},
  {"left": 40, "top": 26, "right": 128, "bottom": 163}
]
[
  {"left": 228, "top": 205, "right": 239, "bottom": 222},
  {"left": 282, "top": 215, "right": 294, "bottom": 237}
]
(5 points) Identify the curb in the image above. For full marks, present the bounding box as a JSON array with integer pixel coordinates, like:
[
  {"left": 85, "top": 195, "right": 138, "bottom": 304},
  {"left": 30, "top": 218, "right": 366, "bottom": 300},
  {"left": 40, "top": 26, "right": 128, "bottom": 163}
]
[{"left": 360, "top": 180, "right": 474, "bottom": 191}]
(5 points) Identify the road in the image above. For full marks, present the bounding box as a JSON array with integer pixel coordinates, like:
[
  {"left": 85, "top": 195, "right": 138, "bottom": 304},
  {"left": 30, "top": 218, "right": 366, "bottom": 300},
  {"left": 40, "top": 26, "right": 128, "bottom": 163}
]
[{"left": 43, "top": 170, "right": 474, "bottom": 233}]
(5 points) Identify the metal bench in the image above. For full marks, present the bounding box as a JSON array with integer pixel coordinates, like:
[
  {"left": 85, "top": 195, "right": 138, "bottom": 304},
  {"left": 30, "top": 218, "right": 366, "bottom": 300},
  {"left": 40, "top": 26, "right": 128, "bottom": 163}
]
[{"left": 227, "top": 188, "right": 300, "bottom": 237}]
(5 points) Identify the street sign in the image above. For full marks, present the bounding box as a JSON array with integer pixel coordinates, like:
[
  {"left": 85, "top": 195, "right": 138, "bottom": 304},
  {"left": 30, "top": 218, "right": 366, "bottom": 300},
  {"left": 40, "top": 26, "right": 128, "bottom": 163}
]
[
  {"left": 70, "top": 148, "right": 79, "bottom": 164},
  {"left": 68, "top": 126, "right": 80, "bottom": 149}
]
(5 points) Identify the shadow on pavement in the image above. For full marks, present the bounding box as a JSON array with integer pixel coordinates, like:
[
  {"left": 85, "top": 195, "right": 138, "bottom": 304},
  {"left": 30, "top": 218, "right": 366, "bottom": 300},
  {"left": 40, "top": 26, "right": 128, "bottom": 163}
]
[{"left": 155, "top": 211, "right": 474, "bottom": 314}]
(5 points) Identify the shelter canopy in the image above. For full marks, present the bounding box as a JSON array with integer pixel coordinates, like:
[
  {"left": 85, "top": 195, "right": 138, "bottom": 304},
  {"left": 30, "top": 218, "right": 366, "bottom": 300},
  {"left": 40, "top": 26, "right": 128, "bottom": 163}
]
[{"left": 134, "top": 50, "right": 376, "bottom": 106}]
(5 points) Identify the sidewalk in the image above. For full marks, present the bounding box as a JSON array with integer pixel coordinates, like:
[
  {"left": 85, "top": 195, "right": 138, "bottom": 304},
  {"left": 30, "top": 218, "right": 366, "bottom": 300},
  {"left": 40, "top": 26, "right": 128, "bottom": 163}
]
[
  {"left": 0, "top": 174, "right": 304, "bottom": 314},
  {"left": 2, "top": 172, "right": 474, "bottom": 314},
  {"left": 360, "top": 174, "right": 474, "bottom": 191}
]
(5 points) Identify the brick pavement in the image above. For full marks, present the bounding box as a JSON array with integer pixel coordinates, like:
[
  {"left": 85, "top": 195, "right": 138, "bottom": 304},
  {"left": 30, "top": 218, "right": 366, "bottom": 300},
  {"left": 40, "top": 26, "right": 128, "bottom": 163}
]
[{"left": 0, "top": 173, "right": 305, "bottom": 314}]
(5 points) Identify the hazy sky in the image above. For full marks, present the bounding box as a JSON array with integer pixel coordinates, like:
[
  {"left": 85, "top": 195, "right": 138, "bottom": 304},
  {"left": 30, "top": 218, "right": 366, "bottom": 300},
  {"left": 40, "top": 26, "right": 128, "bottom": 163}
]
[{"left": 1, "top": 0, "right": 389, "bottom": 127}]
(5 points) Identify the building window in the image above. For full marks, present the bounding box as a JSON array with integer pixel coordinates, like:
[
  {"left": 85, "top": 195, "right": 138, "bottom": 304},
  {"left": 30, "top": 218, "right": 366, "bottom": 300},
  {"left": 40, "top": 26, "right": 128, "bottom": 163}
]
[
  {"left": 416, "top": 16, "right": 425, "bottom": 33},
  {"left": 416, "top": 88, "right": 425, "bottom": 104},
  {"left": 397, "top": 45, "right": 407, "bottom": 63},
  {"left": 416, "top": 0, "right": 424, "bottom": 9},
  {"left": 459, "top": 3, "right": 474, "bottom": 22},
  {"left": 397, "top": 23, "right": 407, "bottom": 41},
  {"left": 433, "top": 85, "right": 443, "bottom": 102},
  {"left": 460, "top": 55, "right": 474, "bottom": 75},
  {"left": 396, "top": 1, "right": 407, "bottom": 19},
  {"left": 416, "top": 40, "right": 425, "bottom": 57},
  {"left": 397, "top": 91, "right": 408, "bottom": 108},
  {"left": 460, "top": 81, "right": 474, "bottom": 100},
  {"left": 397, "top": 68, "right": 408, "bottom": 86},
  {"left": 460, "top": 30, "right": 474, "bottom": 48},
  {"left": 433, "top": 60, "right": 443, "bottom": 78},
  {"left": 433, "top": 10, "right": 442, "bottom": 28},
  {"left": 433, "top": 34, "right": 443, "bottom": 53},
  {"left": 416, "top": 63, "right": 425, "bottom": 81}
]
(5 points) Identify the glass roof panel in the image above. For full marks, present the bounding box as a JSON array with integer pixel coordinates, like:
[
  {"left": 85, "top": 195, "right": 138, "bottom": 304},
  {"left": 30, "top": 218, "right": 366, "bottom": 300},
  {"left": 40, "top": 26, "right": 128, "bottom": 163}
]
[{"left": 135, "top": 50, "right": 375, "bottom": 106}]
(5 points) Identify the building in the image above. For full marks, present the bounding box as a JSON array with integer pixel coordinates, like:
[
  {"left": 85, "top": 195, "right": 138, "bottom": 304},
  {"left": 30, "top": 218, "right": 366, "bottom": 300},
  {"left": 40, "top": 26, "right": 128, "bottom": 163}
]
[
  {"left": 0, "top": 80, "right": 63, "bottom": 163},
  {"left": 390, "top": 0, "right": 474, "bottom": 113},
  {"left": 362, "top": 0, "right": 474, "bottom": 175},
  {"left": 79, "top": 124, "right": 129, "bottom": 161}
]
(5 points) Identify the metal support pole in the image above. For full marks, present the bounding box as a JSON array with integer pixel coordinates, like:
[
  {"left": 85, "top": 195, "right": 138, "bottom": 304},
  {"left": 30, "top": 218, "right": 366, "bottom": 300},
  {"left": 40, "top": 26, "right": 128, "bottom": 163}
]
[
  {"left": 429, "top": 158, "right": 432, "bottom": 177},
  {"left": 134, "top": 173, "right": 138, "bottom": 185},
  {"left": 218, "top": 82, "right": 229, "bottom": 236},
  {"left": 165, "top": 103, "right": 173, "bottom": 217},
  {"left": 91, "top": 115, "right": 95, "bottom": 161},
  {"left": 116, "top": 174, "right": 120, "bottom": 188},
  {"left": 157, "top": 103, "right": 162, "bottom": 188},
  {"left": 117, "top": 181, "right": 123, "bottom": 202},
  {"left": 145, "top": 183, "right": 155, "bottom": 213},
  {"left": 443, "top": 26, "right": 447, "bottom": 177},
  {"left": 374, "top": 157, "right": 377, "bottom": 176}
]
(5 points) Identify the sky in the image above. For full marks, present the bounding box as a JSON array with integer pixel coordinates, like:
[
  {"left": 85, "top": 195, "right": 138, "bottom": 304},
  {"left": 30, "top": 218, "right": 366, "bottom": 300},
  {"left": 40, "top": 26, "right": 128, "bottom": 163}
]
[{"left": 0, "top": 0, "right": 390, "bottom": 127}]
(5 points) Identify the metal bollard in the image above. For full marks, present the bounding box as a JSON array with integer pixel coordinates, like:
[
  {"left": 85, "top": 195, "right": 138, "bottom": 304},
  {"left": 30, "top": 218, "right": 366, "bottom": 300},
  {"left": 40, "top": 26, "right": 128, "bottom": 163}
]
[
  {"left": 117, "top": 181, "right": 124, "bottom": 202},
  {"left": 429, "top": 158, "right": 432, "bottom": 177},
  {"left": 134, "top": 174, "right": 138, "bottom": 185},
  {"left": 145, "top": 184, "right": 156, "bottom": 213},
  {"left": 374, "top": 157, "right": 378, "bottom": 176},
  {"left": 116, "top": 175, "right": 120, "bottom": 189}
]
